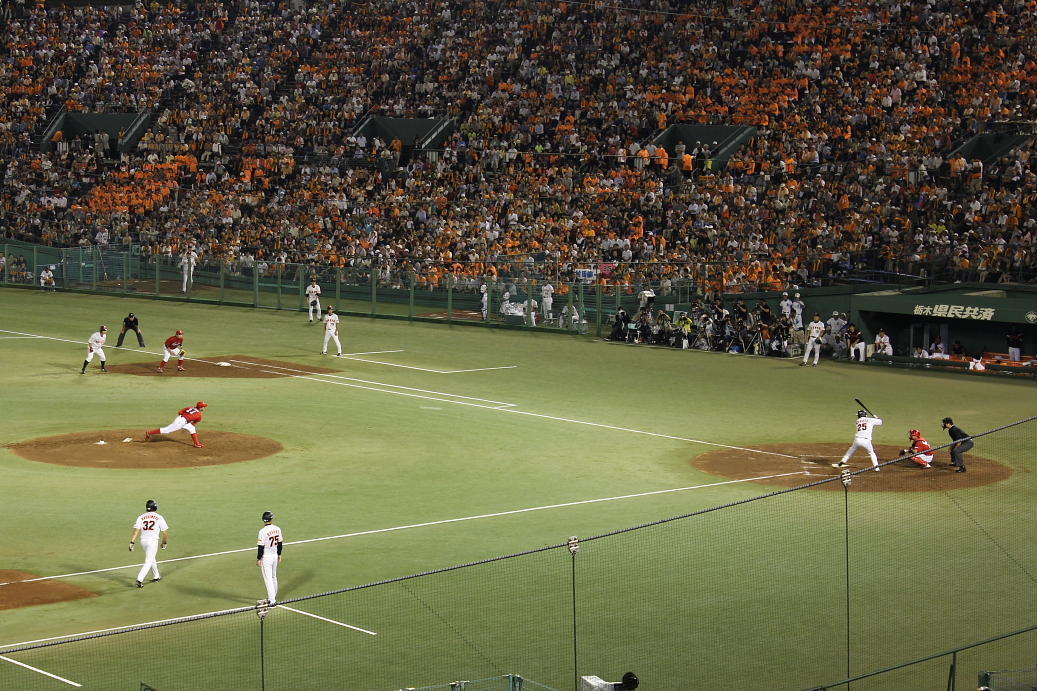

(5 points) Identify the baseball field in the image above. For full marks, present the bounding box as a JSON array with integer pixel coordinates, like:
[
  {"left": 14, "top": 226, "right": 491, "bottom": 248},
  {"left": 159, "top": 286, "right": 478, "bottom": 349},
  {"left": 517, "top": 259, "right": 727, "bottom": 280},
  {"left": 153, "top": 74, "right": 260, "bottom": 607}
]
[{"left": 0, "top": 288, "right": 1034, "bottom": 690}]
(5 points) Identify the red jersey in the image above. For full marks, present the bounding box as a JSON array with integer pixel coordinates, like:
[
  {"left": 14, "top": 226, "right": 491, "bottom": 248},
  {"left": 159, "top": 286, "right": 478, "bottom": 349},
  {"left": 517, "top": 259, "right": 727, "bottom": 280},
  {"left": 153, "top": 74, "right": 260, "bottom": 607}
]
[
  {"left": 165, "top": 335, "right": 184, "bottom": 349},
  {"left": 178, "top": 406, "right": 204, "bottom": 424},
  {"left": 909, "top": 438, "right": 932, "bottom": 456}
]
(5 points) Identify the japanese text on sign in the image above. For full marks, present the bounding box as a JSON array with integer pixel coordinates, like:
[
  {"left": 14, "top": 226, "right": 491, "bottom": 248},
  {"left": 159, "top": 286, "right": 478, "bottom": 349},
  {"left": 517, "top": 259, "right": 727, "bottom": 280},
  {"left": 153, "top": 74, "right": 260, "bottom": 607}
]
[{"left": 912, "top": 305, "right": 996, "bottom": 320}]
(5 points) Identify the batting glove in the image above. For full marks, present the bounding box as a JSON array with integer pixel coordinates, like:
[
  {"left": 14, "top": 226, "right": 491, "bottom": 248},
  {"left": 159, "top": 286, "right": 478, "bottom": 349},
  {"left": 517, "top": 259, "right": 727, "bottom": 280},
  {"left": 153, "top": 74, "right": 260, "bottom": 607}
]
[
  {"left": 161, "top": 543, "right": 167, "bottom": 550},
  {"left": 128, "top": 542, "right": 135, "bottom": 551}
]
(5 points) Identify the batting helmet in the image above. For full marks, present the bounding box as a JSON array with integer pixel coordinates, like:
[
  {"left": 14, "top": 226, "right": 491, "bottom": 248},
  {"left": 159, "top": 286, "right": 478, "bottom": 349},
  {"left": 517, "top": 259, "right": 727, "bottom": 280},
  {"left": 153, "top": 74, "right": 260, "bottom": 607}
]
[
  {"left": 99, "top": 325, "right": 108, "bottom": 332},
  {"left": 175, "top": 329, "right": 184, "bottom": 336},
  {"left": 857, "top": 409, "right": 867, "bottom": 418},
  {"left": 909, "top": 429, "right": 922, "bottom": 439},
  {"left": 146, "top": 499, "right": 158, "bottom": 511},
  {"left": 196, "top": 401, "right": 208, "bottom": 409},
  {"left": 262, "top": 511, "right": 274, "bottom": 523}
]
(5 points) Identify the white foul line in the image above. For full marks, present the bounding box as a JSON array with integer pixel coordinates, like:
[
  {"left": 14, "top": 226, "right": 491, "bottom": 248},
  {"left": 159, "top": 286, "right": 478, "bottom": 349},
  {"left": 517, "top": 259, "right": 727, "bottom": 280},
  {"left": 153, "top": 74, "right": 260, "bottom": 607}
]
[
  {"left": 0, "top": 655, "right": 81, "bottom": 687},
  {"left": 232, "top": 359, "right": 517, "bottom": 407},
  {"left": 0, "top": 472, "right": 805, "bottom": 589},
  {"left": 277, "top": 605, "right": 377, "bottom": 635}
]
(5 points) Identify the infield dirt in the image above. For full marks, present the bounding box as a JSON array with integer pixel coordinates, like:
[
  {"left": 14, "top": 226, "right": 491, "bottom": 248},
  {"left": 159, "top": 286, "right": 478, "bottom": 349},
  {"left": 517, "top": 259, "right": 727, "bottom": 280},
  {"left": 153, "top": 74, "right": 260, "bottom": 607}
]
[
  {"left": 7, "top": 430, "right": 282, "bottom": 469},
  {"left": 0, "top": 570, "right": 97, "bottom": 611},
  {"left": 694, "top": 442, "right": 1013, "bottom": 491}
]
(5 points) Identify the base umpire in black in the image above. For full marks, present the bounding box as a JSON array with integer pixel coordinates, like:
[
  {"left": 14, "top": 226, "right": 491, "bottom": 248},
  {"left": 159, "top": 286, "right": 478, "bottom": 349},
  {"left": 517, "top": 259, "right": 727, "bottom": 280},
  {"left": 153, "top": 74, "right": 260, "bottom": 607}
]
[
  {"left": 116, "top": 312, "right": 145, "bottom": 347},
  {"left": 942, "top": 417, "right": 972, "bottom": 473}
]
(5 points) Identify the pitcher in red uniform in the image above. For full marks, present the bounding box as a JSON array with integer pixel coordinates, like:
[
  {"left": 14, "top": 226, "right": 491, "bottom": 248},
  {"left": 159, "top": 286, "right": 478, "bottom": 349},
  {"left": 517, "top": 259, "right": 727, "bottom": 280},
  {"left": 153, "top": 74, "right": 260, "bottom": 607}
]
[{"left": 144, "top": 402, "right": 208, "bottom": 448}]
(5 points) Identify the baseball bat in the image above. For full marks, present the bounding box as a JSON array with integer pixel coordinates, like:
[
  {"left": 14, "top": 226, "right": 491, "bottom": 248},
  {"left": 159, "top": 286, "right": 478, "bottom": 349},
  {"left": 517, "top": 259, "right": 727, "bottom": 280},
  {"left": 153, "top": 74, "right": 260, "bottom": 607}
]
[{"left": 854, "top": 397, "right": 875, "bottom": 417}]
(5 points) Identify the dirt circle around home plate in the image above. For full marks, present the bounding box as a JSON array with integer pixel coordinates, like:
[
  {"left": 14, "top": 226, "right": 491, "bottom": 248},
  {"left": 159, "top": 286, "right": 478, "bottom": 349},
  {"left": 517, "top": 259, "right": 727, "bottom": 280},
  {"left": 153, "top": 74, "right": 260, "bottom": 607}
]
[
  {"left": 693, "top": 443, "right": 1013, "bottom": 491},
  {"left": 6, "top": 430, "right": 282, "bottom": 469},
  {"left": 0, "top": 570, "right": 98, "bottom": 611}
]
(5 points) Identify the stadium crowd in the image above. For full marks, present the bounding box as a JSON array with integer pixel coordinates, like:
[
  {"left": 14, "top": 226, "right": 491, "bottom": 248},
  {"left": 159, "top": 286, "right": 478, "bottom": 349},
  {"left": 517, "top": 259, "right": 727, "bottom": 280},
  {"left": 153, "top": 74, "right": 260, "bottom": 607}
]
[{"left": 2, "top": 0, "right": 1037, "bottom": 295}]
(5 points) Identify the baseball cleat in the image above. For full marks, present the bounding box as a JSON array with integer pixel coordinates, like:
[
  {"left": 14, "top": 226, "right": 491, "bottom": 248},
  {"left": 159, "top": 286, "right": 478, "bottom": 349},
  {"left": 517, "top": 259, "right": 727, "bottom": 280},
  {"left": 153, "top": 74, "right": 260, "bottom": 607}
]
[
  {"left": 156, "top": 367, "right": 164, "bottom": 373},
  {"left": 194, "top": 442, "right": 205, "bottom": 448},
  {"left": 955, "top": 467, "right": 967, "bottom": 473},
  {"left": 177, "top": 366, "right": 186, "bottom": 372},
  {"left": 80, "top": 370, "right": 86, "bottom": 375},
  {"left": 320, "top": 352, "right": 327, "bottom": 355},
  {"left": 136, "top": 580, "right": 144, "bottom": 588},
  {"left": 831, "top": 462, "right": 848, "bottom": 468},
  {"left": 144, "top": 431, "right": 151, "bottom": 441},
  {"left": 101, "top": 368, "right": 108, "bottom": 373},
  {"left": 151, "top": 577, "right": 161, "bottom": 583},
  {"left": 874, "top": 467, "right": 880, "bottom": 472},
  {"left": 336, "top": 353, "right": 344, "bottom": 357}
]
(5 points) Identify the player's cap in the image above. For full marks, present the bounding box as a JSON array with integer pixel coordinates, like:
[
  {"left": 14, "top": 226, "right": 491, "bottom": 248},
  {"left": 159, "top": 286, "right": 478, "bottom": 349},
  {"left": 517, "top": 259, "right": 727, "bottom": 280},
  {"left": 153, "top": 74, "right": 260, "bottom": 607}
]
[
  {"left": 196, "top": 401, "right": 208, "bottom": 409},
  {"left": 909, "top": 429, "right": 922, "bottom": 438},
  {"left": 99, "top": 325, "right": 108, "bottom": 332},
  {"left": 832, "top": 310, "right": 839, "bottom": 316},
  {"left": 175, "top": 329, "right": 184, "bottom": 335},
  {"left": 262, "top": 511, "right": 274, "bottom": 522},
  {"left": 146, "top": 499, "right": 158, "bottom": 511},
  {"left": 128, "top": 312, "right": 134, "bottom": 317},
  {"left": 49, "top": 265, "right": 55, "bottom": 270},
  {"left": 941, "top": 417, "right": 954, "bottom": 425}
]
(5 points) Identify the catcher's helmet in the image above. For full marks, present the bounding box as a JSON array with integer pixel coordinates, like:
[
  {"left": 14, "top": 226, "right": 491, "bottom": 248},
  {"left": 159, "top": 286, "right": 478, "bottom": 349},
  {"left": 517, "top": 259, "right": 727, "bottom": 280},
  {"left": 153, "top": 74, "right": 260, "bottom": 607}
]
[
  {"left": 196, "top": 401, "right": 208, "bottom": 409},
  {"left": 857, "top": 409, "right": 867, "bottom": 418},
  {"left": 146, "top": 499, "right": 158, "bottom": 511},
  {"left": 262, "top": 511, "right": 274, "bottom": 523},
  {"left": 909, "top": 429, "right": 922, "bottom": 439},
  {"left": 175, "top": 329, "right": 184, "bottom": 336}
]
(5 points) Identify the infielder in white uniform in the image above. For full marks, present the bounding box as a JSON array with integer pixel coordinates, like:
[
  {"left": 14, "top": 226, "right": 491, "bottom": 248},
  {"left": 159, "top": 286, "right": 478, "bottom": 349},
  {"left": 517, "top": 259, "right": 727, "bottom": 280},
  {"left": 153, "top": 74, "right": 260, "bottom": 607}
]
[
  {"left": 129, "top": 499, "right": 169, "bottom": 587},
  {"left": 305, "top": 278, "right": 322, "bottom": 322},
  {"left": 833, "top": 410, "right": 884, "bottom": 471},
  {"left": 800, "top": 313, "right": 826, "bottom": 366},
  {"left": 81, "top": 325, "right": 109, "bottom": 374},
  {"left": 321, "top": 306, "right": 343, "bottom": 356},
  {"left": 256, "top": 511, "right": 283, "bottom": 604}
]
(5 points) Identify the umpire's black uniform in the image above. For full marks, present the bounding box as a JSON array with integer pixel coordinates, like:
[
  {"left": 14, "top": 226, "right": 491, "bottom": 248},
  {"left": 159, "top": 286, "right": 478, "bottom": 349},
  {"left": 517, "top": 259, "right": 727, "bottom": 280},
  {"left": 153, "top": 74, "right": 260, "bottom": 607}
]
[
  {"left": 116, "top": 313, "right": 145, "bottom": 347},
  {"left": 942, "top": 417, "right": 973, "bottom": 472}
]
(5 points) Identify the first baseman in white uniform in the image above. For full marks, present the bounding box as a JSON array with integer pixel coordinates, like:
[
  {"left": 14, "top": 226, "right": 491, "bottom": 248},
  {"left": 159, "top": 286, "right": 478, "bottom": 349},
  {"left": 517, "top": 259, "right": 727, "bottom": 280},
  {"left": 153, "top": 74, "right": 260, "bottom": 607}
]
[
  {"left": 305, "top": 278, "right": 322, "bottom": 322},
  {"left": 833, "top": 410, "right": 884, "bottom": 471},
  {"left": 321, "top": 306, "right": 343, "bottom": 356},
  {"left": 800, "top": 313, "right": 826, "bottom": 366},
  {"left": 82, "top": 325, "right": 109, "bottom": 374},
  {"left": 256, "top": 511, "right": 283, "bottom": 604},
  {"left": 129, "top": 499, "right": 169, "bottom": 587}
]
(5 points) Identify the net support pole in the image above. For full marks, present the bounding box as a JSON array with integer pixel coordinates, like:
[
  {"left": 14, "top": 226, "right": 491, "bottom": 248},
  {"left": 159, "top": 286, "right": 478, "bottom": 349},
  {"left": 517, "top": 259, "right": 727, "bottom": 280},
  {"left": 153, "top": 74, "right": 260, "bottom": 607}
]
[
  {"left": 335, "top": 267, "right": 341, "bottom": 305},
  {"left": 276, "top": 264, "right": 282, "bottom": 310},
  {"left": 842, "top": 471, "right": 852, "bottom": 690},
  {"left": 408, "top": 271, "right": 415, "bottom": 321},
  {"left": 371, "top": 264, "right": 378, "bottom": 317},
  {"left": 568, "top": 536, "right": 580, "bottom": 691},
  {"left": 298, "top": 266, "right": 305, "bottom": 313},
  {"left": 219, "top": 261, "right": 225, "bottom": 304},
  {"left": 122, "top": 252, "right": 129, "bottom": 293},
  {"left": 32, "top": 246, "right": 38, "bottom": 287},
  {"left": 252, "top": 265, "right": 259, "bottom": 307}
]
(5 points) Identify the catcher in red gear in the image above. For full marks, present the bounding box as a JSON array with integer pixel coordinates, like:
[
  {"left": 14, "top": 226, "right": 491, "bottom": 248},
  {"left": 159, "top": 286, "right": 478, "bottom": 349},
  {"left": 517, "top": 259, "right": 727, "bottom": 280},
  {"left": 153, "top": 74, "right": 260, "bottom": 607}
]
[{"left": 899, "top": 429, "right": 934, "bottom": 468}]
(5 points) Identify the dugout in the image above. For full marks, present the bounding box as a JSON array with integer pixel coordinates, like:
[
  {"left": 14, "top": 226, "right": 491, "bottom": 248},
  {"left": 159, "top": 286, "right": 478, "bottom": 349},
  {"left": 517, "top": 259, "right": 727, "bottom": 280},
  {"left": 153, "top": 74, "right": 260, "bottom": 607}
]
[{"left": 849, "top": 285, "right": 1037, "bottom": 359}]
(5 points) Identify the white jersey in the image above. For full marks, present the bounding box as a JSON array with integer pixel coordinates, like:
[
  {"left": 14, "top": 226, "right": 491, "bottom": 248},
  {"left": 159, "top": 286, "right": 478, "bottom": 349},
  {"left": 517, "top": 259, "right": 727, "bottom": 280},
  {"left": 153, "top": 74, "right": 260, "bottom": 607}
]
[
  {"left": 853, "top": 416, "right": 882, "bottom": 440},
  {"left": 133, "top": 512, "right": 169, "bottom": 541},
  {"left": 323, "top": 312, "right": 339, "bottom": 332},
  {"left": 779, "top": 298, "right": 792, "bottom": 316},
  {"left": 89, "top": 331, "right": 107, "bottom": 349},
  {"left": 306, "top": 284, "right": 322, "bottom": 300},
  {"left": 541, "top": 284, "right": 554, "bottom": 299},
  {"left": 257, "top": 524, "right": 283, "bottom": 559},
  {"left": 805, "top": 320, "right": 826, "bottom": 341}
]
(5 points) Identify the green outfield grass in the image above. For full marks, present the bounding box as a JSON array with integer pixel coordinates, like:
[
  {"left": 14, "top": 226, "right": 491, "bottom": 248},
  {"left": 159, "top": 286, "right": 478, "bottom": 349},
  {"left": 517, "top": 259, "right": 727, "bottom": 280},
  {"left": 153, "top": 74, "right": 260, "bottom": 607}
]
[{"left": 0, "top": 289, "right": 1033, "bottom": 689}]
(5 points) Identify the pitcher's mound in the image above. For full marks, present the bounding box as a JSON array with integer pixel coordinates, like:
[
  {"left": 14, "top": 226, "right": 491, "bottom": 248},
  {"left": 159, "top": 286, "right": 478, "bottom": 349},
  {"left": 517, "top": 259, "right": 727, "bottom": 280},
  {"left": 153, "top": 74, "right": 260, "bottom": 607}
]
[
  {"left": 7, "top": 430, "right": 282, "bottom": 468},
  {"left": 693, "top": 443, "right": 1012, "bottom": 491}
]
